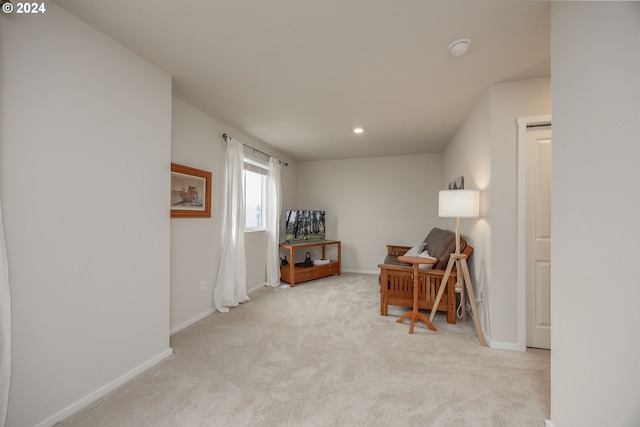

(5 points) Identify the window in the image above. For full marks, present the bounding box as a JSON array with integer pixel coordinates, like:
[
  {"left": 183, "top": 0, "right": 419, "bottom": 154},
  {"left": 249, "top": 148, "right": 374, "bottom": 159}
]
[{"left": 244, "top": 158, "right": 267, "bottom": 230}]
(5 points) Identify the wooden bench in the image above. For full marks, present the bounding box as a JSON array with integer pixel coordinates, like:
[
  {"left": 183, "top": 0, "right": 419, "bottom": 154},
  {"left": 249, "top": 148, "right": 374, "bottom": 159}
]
[{"left": 378, "top": 241, "right": 473, "bottom": 324}]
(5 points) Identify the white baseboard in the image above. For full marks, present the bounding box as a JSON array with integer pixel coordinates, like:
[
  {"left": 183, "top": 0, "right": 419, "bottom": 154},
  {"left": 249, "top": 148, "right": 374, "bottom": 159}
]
[
  {"left": 170, "top": 284, "right": 266, "bottom": 335},
  {"left": 248, "top": 283, "right": 268, "bottom": 294},
  {"left": 36, "top": 347, "right": 173, "bottom": 427},
  {"left": 489, "top": 340, "right": 526, "bottom": 352},
  {"left": 546, "top": 420, "right": 554, "bottom": 427},
  {"left": 342, "top": 269, "right": 378, "bottom": 275},
  {"left": 170, "top": 308, "right": 216, "bottom": 335}
]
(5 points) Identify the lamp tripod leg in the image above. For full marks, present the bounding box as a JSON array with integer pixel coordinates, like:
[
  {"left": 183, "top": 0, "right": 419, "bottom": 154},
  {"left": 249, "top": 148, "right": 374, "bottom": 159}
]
[
  {"left": 455, "top": 259, "right": 466, "bottom": 322},
  {"left": 429, "top": 255, "right": 455, "bottom": 323},
  {"left": 460, "top": 259, "right": 486, "bottom": 346}
]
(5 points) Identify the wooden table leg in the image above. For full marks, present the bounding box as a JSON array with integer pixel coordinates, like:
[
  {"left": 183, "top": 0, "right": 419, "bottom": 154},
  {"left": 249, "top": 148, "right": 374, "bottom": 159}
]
[{"left": 397, "top": 263, "right": 437, "bottom": 333}]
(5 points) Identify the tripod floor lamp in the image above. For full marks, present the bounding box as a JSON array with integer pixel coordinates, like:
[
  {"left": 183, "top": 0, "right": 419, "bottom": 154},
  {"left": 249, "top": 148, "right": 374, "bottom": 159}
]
[{"left": 429, "top": 189, "right": 486, "bottom": 346}]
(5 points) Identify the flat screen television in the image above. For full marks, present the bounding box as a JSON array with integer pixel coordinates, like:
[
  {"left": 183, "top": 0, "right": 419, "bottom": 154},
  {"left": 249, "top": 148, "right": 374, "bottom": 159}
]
[{"left": 285, "top": 210, "right": 326, "bottom": 241}]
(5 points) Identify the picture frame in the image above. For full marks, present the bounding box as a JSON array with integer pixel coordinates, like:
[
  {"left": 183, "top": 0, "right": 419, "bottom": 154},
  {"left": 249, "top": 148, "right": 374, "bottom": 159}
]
[
  {"left": 448, "top": 176, "right": 465, "bottom": 190},
  {"left": 170, "top": 163, "right": 212, "bottom": 218}
]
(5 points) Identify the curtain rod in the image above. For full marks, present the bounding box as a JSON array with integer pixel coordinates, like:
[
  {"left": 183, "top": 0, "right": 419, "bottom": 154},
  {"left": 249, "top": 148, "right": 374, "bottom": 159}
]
[{"left": 222, "top": 133, "right": 288, "bottom": 167}]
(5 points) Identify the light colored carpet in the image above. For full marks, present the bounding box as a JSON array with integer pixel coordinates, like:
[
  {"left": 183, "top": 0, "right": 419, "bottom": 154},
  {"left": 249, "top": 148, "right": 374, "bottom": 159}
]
[{"left": 58, "top": 273, "right": 550, "bottom": 427}]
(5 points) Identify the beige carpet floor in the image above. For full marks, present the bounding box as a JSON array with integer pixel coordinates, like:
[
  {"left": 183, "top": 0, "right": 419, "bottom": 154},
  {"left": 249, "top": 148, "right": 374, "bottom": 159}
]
[{"left": 58, "top": 273, "right": 550, "bottom": 427}]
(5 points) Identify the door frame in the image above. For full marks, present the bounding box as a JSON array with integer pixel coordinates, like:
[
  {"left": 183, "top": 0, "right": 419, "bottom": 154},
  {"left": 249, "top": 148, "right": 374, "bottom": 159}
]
[{"left": 516, "top": 115, "right": 551, "bottom": 351}]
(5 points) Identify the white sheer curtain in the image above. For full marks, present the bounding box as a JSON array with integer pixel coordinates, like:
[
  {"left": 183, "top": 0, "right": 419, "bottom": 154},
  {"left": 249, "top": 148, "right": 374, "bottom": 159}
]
[
  {"left": 265, "top": 158, "right": 282, "bottom": 287},
  {"left": 0, "top": 203, "right": 11, "bottom": 427},
  {"left": 214, "top": 138, "right": 249, "bottom": 312}
]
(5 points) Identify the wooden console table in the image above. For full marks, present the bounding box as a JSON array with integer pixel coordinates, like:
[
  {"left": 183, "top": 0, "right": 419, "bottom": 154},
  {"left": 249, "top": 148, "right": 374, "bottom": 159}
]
[{"left": 279, "top": 240, "right": 341, "bottom": 287}]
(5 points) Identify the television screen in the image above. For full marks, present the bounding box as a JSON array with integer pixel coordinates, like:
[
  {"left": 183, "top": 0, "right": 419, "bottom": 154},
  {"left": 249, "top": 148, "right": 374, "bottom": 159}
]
[{"left": 285, "top": 210, "right": 326, "bottom": 241}]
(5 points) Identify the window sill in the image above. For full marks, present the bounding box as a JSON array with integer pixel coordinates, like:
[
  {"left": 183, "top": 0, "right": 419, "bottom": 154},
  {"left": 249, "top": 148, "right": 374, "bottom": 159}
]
[{"left": 245, "top": 228, "right": 267, "bottom": 234}]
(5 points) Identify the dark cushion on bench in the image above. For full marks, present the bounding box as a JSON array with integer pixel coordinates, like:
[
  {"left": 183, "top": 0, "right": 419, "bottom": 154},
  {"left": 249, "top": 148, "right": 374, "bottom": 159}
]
[
  {"left": 381, "top": 228, "right": 467, "bottom": 271},
  {"left": 423, "top": 228, "right": 467, "bottom": 270},
  {"left": 382, "top": 254, "right": 411, "bottom": 267}
]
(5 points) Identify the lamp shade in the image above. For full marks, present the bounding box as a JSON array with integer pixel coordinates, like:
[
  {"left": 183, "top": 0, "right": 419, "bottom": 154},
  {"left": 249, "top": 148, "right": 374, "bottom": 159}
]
[{"left": 439, "top": 190, "right": 479, "bottom": 218}]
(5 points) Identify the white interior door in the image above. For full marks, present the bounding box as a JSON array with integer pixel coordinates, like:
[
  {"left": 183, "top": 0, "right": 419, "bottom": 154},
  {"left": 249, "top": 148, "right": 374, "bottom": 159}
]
[{"left": 525, "top": 126, "right": 552, "bottom": 349}]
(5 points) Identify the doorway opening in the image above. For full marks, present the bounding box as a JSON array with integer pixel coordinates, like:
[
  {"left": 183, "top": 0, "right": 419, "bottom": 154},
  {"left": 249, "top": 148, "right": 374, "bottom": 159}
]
[{"left": 517, "top": 115, "right": 552, "bottom": 351}]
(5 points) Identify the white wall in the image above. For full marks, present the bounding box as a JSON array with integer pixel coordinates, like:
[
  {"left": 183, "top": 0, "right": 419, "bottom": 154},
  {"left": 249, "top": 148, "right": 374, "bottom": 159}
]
[
  {"left": 0, "top": 3, "right": 172, "bottom": 426},
  {"left": 443, "top": 89, "right": 492, "bottom": 340},
  {"left": 170, "top": 98, "right": 224, "bottom": 332},
  {"left": 488, "top": 77, "right": 551, "bottom": 346},
  {"left": 444, "top": 77, "right": 551, "bottom": 346},
  {"left": 296, "top": 154, "right": 445, "bottom": 273},
  {"left": 170, "top": 97, "right": 296, "bottom": 332},
  {"left": 550, "top": 3, "right": 640, "bottom": 426}
]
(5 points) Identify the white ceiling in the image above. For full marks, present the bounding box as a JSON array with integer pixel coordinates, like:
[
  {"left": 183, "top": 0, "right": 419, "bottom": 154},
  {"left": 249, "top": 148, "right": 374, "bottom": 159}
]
[{"left": 52, "top": 0, "right": 550, "bottom": 161}]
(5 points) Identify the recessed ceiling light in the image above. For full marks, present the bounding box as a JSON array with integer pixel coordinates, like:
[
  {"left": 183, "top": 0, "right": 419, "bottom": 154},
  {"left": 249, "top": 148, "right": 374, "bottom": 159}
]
[
  {"left": 449, "top": 38, "right": 471, "bottom": 56},
  {"left": 353, "top": 127, "right": 364, "bottom": 134}
]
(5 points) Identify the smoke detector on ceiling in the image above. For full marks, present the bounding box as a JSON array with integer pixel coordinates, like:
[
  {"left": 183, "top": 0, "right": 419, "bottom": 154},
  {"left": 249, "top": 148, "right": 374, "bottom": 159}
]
[{"left": 449, "top": 38, "right": 471, "bottom": 56}]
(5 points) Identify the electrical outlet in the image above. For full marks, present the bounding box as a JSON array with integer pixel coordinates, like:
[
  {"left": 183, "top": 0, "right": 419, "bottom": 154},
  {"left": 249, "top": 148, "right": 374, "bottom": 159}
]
[{"left": 200, "top": 280, "right": 206, "bottom": 292}]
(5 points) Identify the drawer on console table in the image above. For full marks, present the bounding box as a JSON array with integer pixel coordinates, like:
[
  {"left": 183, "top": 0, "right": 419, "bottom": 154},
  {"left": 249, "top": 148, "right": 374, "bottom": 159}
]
[
  {"left": 317, "top": 262, "right": 338, "bottom": 277},
  {"left": 294, "top": 268, "right": 319, "bottom": 283}
]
